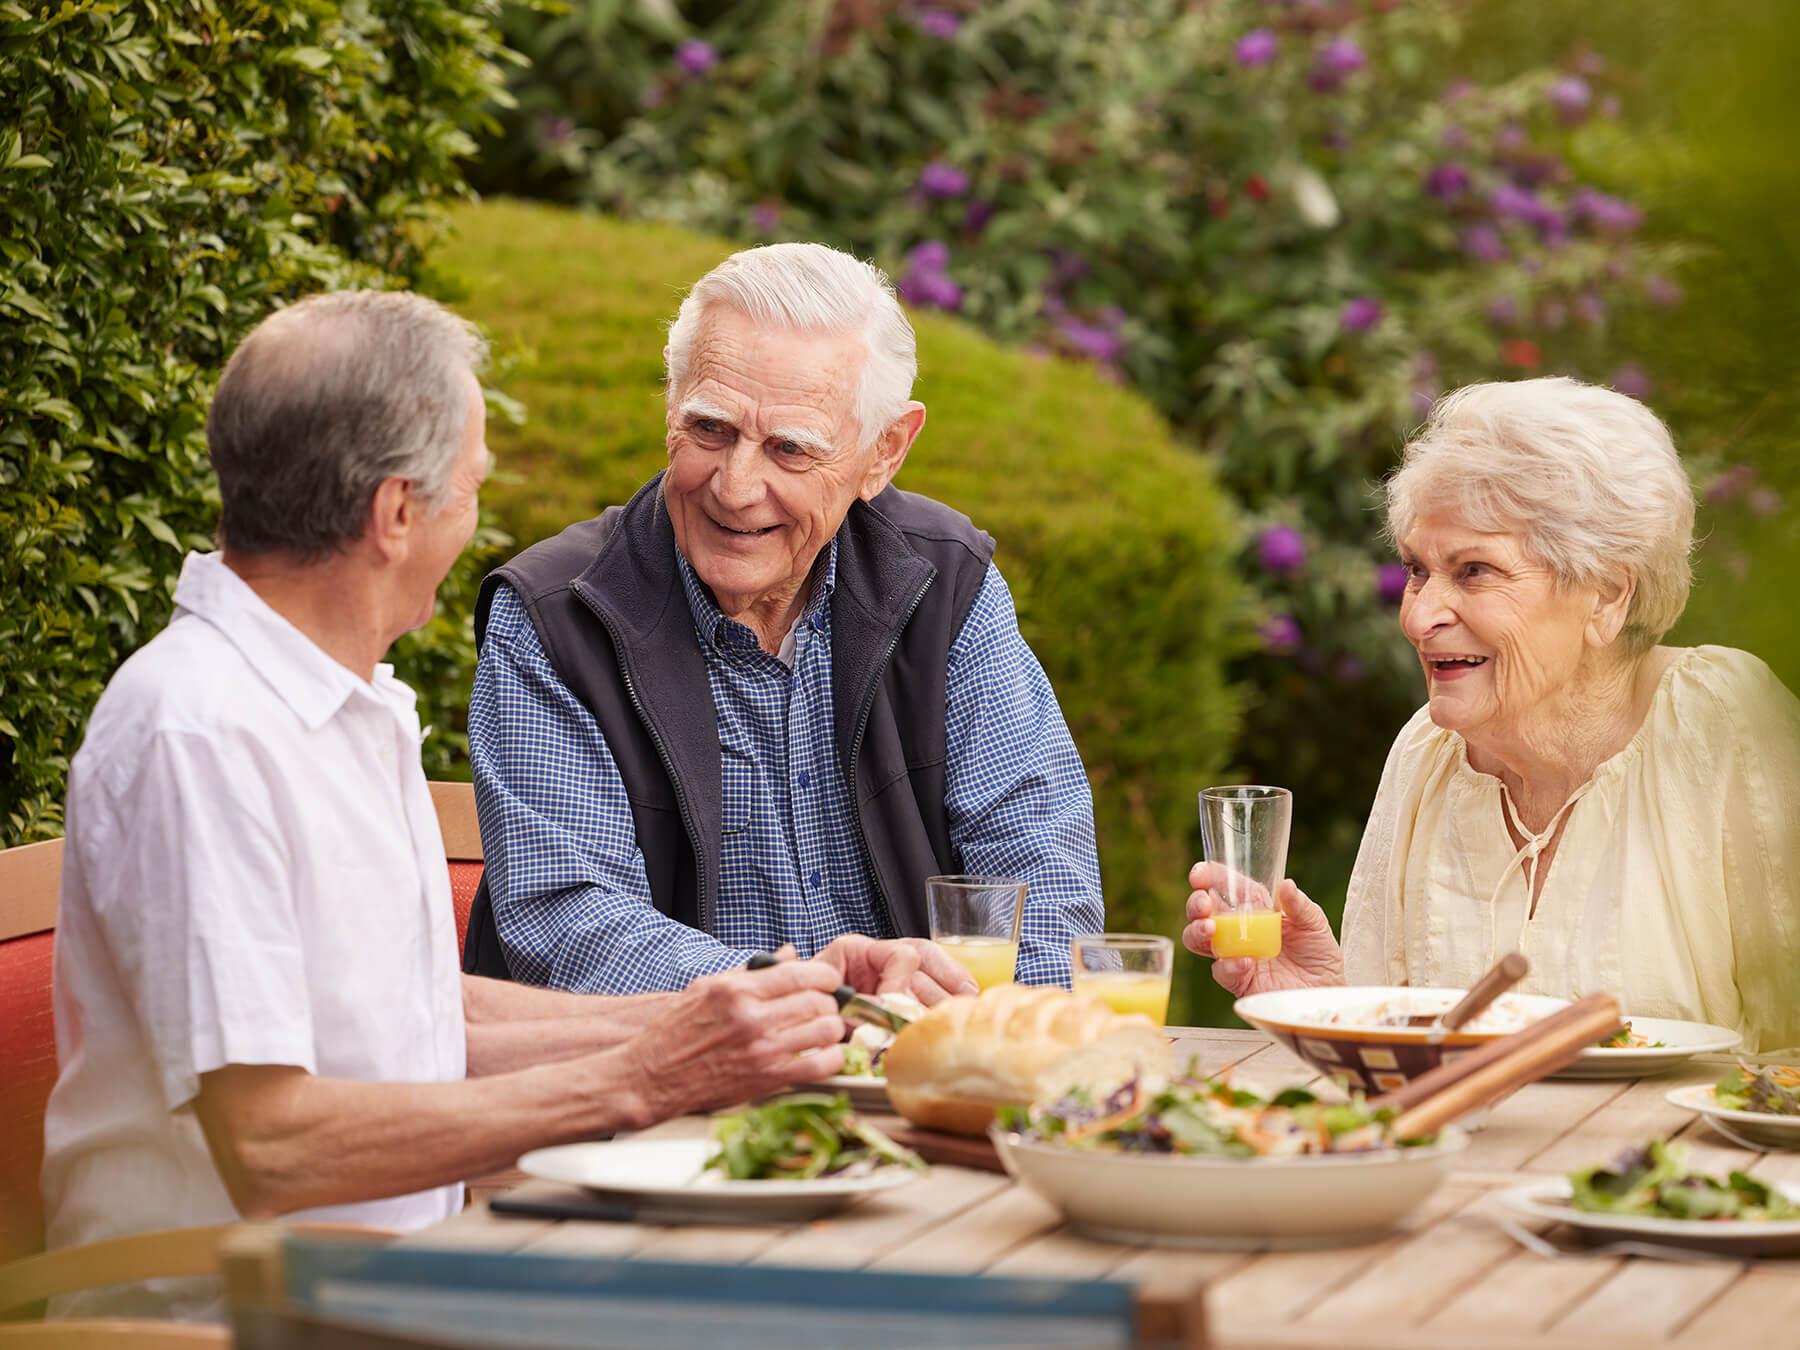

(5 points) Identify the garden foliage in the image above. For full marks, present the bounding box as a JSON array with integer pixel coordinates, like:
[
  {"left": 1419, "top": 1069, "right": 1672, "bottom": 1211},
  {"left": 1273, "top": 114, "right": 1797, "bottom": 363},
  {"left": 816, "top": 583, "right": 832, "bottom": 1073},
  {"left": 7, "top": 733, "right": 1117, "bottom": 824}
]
[
  {"left": 0, "top": 0, "right": 515, "bottom": 842},
  {"left": 474, "top": 0, "right": 1687, "bottom": 898},
  {"left": 433, "top": 199, "right": 1248, "bottom": 1022}
]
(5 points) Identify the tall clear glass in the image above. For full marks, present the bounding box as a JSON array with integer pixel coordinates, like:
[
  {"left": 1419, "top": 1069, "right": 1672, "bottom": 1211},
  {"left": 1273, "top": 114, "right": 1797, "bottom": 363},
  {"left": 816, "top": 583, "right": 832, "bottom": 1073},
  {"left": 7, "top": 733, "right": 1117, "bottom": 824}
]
[
  {"left": 926, "top": 874, "right": 1026, "bottom": 990},
  {"left": 1198, "top": 786, "right": 1293, "bottom": 960}
]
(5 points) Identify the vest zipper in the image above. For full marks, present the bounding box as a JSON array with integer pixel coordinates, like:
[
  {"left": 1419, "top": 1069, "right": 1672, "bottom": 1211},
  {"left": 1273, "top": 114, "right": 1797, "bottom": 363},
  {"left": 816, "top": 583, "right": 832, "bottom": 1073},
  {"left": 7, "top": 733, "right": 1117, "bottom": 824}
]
[
  {"left": 571, "top": 582, "right": 716, "bottom": 935},
  {"left": 848, "top": 570, "right": 935, "bottom": 940}
]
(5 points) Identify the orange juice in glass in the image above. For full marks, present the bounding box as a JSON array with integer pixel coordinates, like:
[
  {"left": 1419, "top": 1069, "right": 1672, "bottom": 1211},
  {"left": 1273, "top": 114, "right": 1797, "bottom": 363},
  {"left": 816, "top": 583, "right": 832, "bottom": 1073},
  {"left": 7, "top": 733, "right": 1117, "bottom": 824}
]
[
  {"left": 927, "top": 875, "right": 1026, "bottom": 990},
  {"left": 1199, "top": 785, "right": 1293, "bottom": 962},
  {"left": 1071, "top": 933, "right": 1174, "bottom": 1026}
]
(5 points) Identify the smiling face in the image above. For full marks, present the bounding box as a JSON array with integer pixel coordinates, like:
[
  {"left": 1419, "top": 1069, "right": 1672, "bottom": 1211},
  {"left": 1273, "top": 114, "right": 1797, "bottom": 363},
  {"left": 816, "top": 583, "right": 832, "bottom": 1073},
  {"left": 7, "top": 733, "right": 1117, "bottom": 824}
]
[
  {"left": 662, "top": 305, "right": 913, "bottom": 628},
  {"left": 1396, "top": 513, "right": 1611, "bottom": 747}
]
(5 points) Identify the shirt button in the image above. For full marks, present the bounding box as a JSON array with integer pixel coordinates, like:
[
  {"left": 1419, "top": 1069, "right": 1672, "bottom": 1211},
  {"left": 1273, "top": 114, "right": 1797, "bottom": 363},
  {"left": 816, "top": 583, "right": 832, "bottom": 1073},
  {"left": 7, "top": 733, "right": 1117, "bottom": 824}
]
[
  {"left": 809, "top": 870, "right": 822, "bottom": 890},
  {"left": 796, "top": 771, "right": 810, "bottom": 790}
]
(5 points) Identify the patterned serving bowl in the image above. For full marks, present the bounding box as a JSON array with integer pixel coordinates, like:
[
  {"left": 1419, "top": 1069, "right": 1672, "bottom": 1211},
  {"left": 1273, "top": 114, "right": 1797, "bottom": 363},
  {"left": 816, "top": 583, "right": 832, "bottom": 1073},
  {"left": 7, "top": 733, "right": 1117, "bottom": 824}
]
[{"left": 1234, "top": 985, "right": 1571, "bottom": 1094}]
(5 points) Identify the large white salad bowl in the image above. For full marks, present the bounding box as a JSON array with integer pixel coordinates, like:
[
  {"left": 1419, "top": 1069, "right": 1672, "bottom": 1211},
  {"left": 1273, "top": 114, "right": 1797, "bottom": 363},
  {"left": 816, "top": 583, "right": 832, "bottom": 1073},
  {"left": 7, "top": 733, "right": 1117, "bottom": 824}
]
[{"left": 990, "top": 1125, "right": 1467, "bottom": 1249}]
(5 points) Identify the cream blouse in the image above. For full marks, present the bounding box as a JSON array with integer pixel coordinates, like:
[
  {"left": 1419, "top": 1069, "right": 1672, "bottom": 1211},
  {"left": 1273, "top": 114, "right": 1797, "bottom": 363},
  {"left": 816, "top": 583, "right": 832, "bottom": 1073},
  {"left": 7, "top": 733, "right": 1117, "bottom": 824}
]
[{"left": 1341, "top": 646, "right": 1800, "bottom": 1054}]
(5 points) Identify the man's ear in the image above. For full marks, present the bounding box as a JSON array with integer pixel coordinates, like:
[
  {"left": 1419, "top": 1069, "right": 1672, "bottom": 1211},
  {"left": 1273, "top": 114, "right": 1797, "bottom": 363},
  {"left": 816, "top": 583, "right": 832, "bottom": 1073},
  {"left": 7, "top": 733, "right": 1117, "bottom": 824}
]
[
  {"left": 860, "top": 402, "right": 926, "bottom": 501},
  {"left": 1587, "top": 569, "right": 1636, "bottom": 648},
  {"left": 366, "top": 476, "right": 415, "bottom": 563}
]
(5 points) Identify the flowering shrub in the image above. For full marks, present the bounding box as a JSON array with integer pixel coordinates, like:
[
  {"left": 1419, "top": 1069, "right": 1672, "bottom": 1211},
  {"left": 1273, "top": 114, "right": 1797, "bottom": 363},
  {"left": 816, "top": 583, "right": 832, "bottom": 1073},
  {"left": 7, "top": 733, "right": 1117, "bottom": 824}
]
[{"left": 474, "top": 0, "right": 1685, "bottom": 903}]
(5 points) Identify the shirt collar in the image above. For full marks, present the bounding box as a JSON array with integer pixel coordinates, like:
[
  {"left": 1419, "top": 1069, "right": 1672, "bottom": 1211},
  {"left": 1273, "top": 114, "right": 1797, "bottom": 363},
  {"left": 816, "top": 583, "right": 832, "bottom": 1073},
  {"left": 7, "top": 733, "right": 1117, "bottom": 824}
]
[
  {"left": 172, "top": 551, "right": 414, "bottom": 731},
  {"left": 677, "top": 537, "right": 838, "bottom": 658}
]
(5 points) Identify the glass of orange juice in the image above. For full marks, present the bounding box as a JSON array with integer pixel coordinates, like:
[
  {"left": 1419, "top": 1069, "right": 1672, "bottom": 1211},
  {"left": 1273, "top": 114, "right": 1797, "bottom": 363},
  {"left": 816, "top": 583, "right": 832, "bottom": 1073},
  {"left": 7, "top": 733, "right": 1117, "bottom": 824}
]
[
  {"left": 926, "top": 875, "right": 1026, "bottom": 990},
  {"left": 1071, "top": 933, "right": 1174, "bottom": 1026},
  {"left": 1198, "top": 786, "right": 1292, "bottom": 961}
]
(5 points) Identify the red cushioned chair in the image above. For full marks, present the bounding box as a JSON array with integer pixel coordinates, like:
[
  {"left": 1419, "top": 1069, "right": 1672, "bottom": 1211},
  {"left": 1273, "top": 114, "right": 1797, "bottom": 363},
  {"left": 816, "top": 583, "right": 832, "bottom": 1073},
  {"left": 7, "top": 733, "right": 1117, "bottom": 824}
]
[
  {"left": 0, "top": 838, "right": 62, "bottom": 1275},
  {"left": 426, "top": 780, "right": 482, "bottom": 954}
]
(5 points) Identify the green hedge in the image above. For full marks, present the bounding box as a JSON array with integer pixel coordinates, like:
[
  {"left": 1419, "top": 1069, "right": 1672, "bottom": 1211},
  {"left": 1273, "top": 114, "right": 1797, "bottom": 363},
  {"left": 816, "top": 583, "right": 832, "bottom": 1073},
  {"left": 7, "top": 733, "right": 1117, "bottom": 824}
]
[
  {"left": 0, "top": 0, "right": 515, "bottom": 843},
  {"left": 433, "top": 199, "right": 1250, "bottom": 1024}
]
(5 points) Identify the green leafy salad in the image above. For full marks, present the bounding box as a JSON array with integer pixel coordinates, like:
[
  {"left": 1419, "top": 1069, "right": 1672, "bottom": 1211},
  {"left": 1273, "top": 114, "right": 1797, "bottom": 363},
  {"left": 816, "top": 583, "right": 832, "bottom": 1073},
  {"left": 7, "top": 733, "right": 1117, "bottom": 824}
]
[
  {"left": 1003, "top": 1075, "right": 1432, "bottom": 1157},
  {"left": 1713, "top": 1064, "right": 1800, "bottom": 1116},
  {"left": 704, "top": 1094, "right": 925, "bottom": 1181},
  {"left": 1568, "top": 1138, "right": 1799, "bottom": 1221}
]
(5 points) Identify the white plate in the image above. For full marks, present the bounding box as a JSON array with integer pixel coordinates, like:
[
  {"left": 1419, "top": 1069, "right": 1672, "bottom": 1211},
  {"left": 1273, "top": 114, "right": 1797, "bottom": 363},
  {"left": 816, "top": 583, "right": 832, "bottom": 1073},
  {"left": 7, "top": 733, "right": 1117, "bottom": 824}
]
[
  {"left": 1666, "top": 1083, "right": 1800, "bottom": 1150},
  {"left": 1502, "top": 1178, "right": 1800, "bottom": 1256},
  {"left": 991, "top": 1127, "right": 1467, "bottom": 1250},
  {"left": 815, "top": 1074, "right": 893, "bottom": 1114},
  {"left": 517, "top": 1138, "right": 922, "bottom": 1223},
  {"left": 1548, "top": 1018, "right": 1741, "bottom": 1080}
]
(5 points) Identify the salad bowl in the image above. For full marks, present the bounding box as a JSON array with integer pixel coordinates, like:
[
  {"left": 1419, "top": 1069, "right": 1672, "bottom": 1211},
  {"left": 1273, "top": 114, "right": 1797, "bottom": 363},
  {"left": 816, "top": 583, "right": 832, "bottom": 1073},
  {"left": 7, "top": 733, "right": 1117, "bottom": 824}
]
[
  {"left": 1235, "top": 985, "right": 1571, "bottom": 1094},
  {"left": 992, "top": 1127, "right": 1466, "bottom": 1249}
]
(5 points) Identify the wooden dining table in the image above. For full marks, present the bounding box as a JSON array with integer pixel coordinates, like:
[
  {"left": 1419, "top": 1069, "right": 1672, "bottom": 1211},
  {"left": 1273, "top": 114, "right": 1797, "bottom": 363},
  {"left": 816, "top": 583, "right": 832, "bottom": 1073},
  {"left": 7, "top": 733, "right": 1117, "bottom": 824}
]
[{"left": 405, "top": 1027, "right": 1800, "bottom": 1350}]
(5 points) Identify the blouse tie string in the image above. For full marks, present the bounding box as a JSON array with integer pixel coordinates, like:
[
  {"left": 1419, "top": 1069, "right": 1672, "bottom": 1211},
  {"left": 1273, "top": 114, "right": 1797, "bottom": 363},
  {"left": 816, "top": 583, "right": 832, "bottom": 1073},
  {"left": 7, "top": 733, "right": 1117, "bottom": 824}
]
[{"left": 1484, "top": 781, "right": 1595, "bottom": 963}]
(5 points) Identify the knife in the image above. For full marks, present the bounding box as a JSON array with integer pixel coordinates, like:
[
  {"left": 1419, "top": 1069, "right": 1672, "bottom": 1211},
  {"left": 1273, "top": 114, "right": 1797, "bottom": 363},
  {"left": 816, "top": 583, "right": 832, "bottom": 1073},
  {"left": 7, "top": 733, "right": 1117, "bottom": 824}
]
[{"left": 745, "top": 953, "right": 913, "bottom": 1034}]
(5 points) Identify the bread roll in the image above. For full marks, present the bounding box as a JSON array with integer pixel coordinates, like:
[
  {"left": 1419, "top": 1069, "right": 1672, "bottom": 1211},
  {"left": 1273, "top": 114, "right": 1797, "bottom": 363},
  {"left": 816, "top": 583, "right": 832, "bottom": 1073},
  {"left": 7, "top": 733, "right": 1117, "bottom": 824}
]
[{"left": 882, "top": 984, "right": 1172, "bottom": 1136}]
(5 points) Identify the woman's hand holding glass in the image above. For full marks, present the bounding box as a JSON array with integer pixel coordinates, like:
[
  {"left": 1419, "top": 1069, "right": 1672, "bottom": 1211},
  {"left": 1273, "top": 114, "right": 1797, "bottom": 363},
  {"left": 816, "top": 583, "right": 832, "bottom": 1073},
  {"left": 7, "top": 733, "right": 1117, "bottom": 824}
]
[{"left": 1181, "top": 862, "right": 1345, "bottom": 996}]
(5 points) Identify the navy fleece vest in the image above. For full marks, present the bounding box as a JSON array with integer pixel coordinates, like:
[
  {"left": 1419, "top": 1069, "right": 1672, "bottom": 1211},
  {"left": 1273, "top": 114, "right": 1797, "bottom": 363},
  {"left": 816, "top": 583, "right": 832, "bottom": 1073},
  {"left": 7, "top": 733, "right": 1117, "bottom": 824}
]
[{"left": 461, "top": 474, "right": 996, "bottom": 979}]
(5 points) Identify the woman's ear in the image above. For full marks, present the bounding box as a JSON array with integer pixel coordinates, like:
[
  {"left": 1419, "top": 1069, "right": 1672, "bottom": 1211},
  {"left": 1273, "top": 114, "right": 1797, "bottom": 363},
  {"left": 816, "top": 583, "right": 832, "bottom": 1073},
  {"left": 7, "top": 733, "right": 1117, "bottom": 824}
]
[{"left": 1587, "top": 570, "right": 1636, "bottom": 648}]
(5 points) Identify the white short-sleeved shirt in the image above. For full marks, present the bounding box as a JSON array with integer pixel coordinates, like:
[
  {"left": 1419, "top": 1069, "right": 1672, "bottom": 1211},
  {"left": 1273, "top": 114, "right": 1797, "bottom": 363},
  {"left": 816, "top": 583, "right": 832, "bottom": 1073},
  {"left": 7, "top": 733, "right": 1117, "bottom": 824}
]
[
  {"left": 1343, "top": 646, "right": 1800, "bottom": 1055},
  {"left": 42, "top": 552, "right": 466, "bottom": 1320}
]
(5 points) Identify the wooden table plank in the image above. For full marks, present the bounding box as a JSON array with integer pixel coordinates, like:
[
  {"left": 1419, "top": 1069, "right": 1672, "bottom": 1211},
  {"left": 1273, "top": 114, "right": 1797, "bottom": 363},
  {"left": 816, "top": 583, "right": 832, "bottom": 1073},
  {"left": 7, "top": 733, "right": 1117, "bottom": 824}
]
[
  {"left": 749, "top": 1165, "right": 1010, "bottom": 1269},
  {"left": 1547, "top": 1259, "right": 1743, "bottom": 1342},
  {"left": 1670, "top": 1266, "right": 1800, "bottom": 1346},
  {"left": 868, "top": 1183, "right": 1065, "bottom": 1272}
]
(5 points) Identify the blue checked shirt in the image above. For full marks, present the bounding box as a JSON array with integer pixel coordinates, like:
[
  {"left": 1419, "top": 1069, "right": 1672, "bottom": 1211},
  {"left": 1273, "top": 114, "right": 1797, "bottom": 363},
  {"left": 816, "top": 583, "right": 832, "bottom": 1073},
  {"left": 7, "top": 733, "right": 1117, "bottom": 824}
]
[{"left": 468, "top": 538, "right": 1103, "bottom": 994}]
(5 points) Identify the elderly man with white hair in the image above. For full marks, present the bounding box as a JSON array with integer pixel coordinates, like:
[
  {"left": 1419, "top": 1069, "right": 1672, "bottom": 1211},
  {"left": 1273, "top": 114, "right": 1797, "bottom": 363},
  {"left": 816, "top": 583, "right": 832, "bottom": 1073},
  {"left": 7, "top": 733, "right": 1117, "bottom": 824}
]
[
  {"left": 1184, "top": 377, "right": 1800, "bottom": 1053},
  {"left": 464, "top": 242, "right": 1104, "bottom": 995}
]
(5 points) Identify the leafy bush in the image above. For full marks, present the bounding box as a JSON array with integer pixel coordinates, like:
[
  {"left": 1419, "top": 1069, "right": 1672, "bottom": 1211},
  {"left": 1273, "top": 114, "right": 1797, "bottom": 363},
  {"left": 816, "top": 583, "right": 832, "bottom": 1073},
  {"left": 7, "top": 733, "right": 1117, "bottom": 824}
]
[
  {"left": 472, "top": 0, "right": 1686, "bottom": 908},
  {"left": 0, "top": 0, "right": 515, "bottom": 842},
  {"left": 432, "top": 198, "right": 1249, "bottom": 1023}
]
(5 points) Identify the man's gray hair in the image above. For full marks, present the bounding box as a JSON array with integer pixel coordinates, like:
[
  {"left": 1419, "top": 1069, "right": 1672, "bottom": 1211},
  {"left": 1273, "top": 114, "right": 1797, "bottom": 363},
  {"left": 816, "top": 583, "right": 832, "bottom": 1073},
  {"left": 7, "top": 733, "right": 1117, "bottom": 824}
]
[
  {"left": 1385, "top": 376, "right": 1695, "bottom": 653},
  {"left": 208, "top": 289, "right": 486, "bottom": 558},
  {"left": 665, "top": 243, "right": 916, "bottom": 448}
]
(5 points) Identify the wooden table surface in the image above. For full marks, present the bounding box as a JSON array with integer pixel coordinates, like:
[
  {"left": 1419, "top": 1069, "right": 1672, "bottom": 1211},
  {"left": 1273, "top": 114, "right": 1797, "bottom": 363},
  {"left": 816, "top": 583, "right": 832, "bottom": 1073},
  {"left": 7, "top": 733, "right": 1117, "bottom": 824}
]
[{"left": 408, "top": 1027, "right": 1800, "bottom": 1350}]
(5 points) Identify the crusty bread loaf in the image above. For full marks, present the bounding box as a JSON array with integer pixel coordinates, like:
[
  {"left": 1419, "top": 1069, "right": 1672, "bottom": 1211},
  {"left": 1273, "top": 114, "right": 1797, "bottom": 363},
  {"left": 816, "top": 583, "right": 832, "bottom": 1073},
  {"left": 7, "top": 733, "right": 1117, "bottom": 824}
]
[{"left": 882, "top": 984, "right": 1171, "bottom": 1136}]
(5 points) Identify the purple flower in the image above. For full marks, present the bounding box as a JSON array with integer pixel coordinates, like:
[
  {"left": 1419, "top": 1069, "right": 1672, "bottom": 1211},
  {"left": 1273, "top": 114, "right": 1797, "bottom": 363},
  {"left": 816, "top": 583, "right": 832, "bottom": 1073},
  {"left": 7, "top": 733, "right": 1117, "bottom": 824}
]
[
  {"left": 639, "top": 82, "right": 667, "bottom": 110},
  {"left": 917, "top": 7, "right": 959, "bottom": 38},
  {"left": 1574, "top": 292, "right": 1607, "bottom": 327},
  {"left": 1750, "top": 486, "right": 1784, "bottom": 517},
  {"left": 1334, "top": 654, "right": 1366, "bottom": 684},
  {"left": 1259, "top": 614, "right": 1303, "bottom": 655},
  {"left": 538, "top": 114, "right": 574, "bottom": 145},
  {"left": 1440, "top": 124, "right": 1471, "bottom": 151},
  {"left": 1490, "top": 183, "right": 1559, "bottom": 230},
  {"left": 1572, "top": 188, "right": 1642, "bottom": 234},
  {"left": 907, "top": 239, "right": 951, "bottom": 273},
  {"left": 1340, "top": 296, "right": 1383, "bottom": 333},
  {"left": 1600, "top": 94, "right": 1622, "bottom": 119},
  {"left": 1058, "top": 317, "right": 1124, "bottom": 363},
  {"left": 1309, "top": 35, "right": 1364, "bottom": 91},
  {"left": 899, "top": 269, "right": 963, "bottom": 311},
  {"left": 1548, "top": 74, "right": 1592, "bottom": 124},
  {"left": 1485, "top": 295, "right": 1520, "bottom": 328},
  {"left": 750, "top": 201, "right": 782, "bottom": 233},
  {"left": 1537, "top": 299, "right": 1568, "bottom": 330},
  {"left": 1257, "top": 525, "right": 1308, "bottom": 573},
  {"left": 1609, "top": 362, "right": 1653, "bottom": 399},
  {"left": 1644, "top": 274, "right": 1684, "bottom": 308},
  {"left": 1235, "top": 27, "right": 1279, "bottom": 66},
  {"left": 675, "top": 40, "right": 717, "bottom": 76},
  {"left": 917, "top": 159, "right": 969, "bottom": 199},
  {"left": 1048, "top": 249, "right": 1088, "bottom": 287},
  {"left": 963, "top": 199, "right": 994, "bottom": 234},
  {"left": 1424, "top": 161, "right": 1469, "bottom": 198},
  {"left": 1462, "top": 224, "right": 1508, "bottom": 263},
  {"left": 1441, "top": 79, "right": 1476, "bottom": 105},
  {"left": 1376, "top": 562, "right": 1410, "bottom": 606},
  {"left": 1494, "top": 122, "right": 1528, "bottom": 153},
  {"left": 1707, "top": 465, "right": 1758, "bottom": 505}
]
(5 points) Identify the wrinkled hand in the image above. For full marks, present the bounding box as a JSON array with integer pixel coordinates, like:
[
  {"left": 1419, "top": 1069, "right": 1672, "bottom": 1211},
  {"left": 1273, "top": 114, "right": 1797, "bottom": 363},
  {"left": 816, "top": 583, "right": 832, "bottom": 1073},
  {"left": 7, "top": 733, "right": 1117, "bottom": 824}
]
[
  {"left": 624, "top": 958, "right": 846, "bottom": 1122},
  {"left": 1181, "top": 861, "right": 1345, "bottom": 998},
  {"left": 814, "top": 933, "right": 978, "bottom": 1004}
]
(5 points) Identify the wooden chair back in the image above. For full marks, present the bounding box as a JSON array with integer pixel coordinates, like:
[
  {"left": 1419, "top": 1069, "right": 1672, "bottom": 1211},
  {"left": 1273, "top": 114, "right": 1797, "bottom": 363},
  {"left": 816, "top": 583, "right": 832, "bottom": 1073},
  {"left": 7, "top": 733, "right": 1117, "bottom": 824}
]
[
  {"left": 426, "top": 781, "right": 482, "bottom": 955},
  {"left": 0, "top": 839, "right": 63, "bottom": 1270},
  {"left": 223, "top": 1229, "right": 1209, "bottom": 1349}
]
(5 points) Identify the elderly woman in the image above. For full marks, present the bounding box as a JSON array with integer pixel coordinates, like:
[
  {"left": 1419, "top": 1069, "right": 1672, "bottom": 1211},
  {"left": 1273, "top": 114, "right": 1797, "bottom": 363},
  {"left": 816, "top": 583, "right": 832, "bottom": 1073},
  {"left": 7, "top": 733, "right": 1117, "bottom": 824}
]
[{"left": 1184, "top": 377, "right": 1800, "bottom": 1053}]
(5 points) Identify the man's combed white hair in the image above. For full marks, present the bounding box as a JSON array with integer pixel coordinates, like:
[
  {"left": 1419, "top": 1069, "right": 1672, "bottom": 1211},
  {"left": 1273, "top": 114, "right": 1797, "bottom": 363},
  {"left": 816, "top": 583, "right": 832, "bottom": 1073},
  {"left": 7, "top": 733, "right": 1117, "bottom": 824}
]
[
  {"left": 1385, "top": 376, "right": 1695, "bottom": 653},
  {"left": 665, "top": 242, "right": 916, "bottom": 447}
]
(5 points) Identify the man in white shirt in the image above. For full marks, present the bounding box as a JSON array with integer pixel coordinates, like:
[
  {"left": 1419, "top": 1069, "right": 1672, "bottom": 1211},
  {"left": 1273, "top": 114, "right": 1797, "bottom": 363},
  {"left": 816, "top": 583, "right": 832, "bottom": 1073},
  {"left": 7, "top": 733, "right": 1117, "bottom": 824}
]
[{"left": 42, "top": 290, "right": 966, "bottom": 1320}]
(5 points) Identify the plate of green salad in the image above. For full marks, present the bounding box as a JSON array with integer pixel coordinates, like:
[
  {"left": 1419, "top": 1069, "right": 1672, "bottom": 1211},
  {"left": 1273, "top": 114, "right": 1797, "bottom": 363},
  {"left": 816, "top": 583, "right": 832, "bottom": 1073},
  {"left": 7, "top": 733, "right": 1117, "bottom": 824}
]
[
  {"left": 990, "top": 1075, "right": 1465, "bottom": 1249},
  {"left": 1502, "top": 1137, "right": 1800, "bottom": 1256},
  {"left": 1666, "top": 1064, "right": 1800, "bottom": 1150},
  {"left": 1549, "top": 1017, "right": 1740, "bottom": 1079},
  {"left": 518, "top": 1094, "right": 925, "bottom": 1222}
]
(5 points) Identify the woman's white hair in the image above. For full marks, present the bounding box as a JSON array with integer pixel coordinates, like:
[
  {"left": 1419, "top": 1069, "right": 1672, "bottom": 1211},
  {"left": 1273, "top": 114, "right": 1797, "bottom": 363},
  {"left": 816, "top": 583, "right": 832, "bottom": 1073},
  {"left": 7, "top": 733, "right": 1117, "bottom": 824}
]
[
  {"left": 1385, "top": 376, "right": 1695, "bottom": 653},
  {"left": 664, "top": 242, "right": 916, "bottom": 448}
]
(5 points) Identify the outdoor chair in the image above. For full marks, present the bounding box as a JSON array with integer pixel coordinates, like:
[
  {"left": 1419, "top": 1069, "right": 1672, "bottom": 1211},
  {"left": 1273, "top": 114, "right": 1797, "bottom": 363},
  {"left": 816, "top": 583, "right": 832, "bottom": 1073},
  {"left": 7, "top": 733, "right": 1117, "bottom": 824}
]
[
  {"left": 0, "top": 836, "right": 63, "bottom": 1273},
  {"left": 427, "top": 781, "right": 482, "bottom": 955},
  {"left": 222, "top": 1226, "right": 1210, "bottom": 1350}
]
